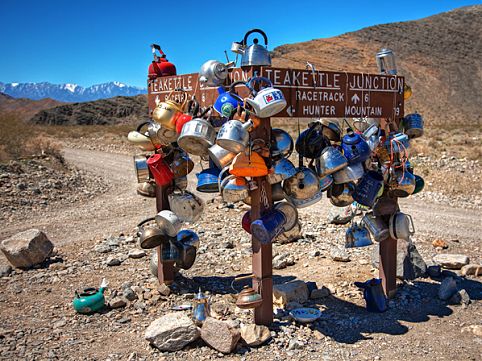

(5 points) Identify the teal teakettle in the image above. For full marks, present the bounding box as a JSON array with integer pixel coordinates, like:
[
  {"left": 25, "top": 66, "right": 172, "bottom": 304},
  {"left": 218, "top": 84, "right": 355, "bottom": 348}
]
[{"left": 73, "top": 278, "right": 108, "bottom": 314}]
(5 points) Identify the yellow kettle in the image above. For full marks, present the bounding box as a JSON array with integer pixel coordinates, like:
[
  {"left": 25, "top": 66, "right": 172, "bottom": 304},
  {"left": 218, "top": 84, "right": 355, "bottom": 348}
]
[
  {"left": 152, "top": 90, "right": 187, "bottom": 130},
  {"left": 229, "top": 150, "right": 268, "bottom": 178}
]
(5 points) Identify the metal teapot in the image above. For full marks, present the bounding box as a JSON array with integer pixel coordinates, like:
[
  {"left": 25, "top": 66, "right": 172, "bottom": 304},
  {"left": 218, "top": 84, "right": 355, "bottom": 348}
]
[
  {"left": 283, "top": 167, "right": 322, "bottom": 208},
  {"left": 192, "top": 288, "right": 210, "bottom": 325},
  {"left": 137, "top": 217, "right": 170, "bottom": 249},
  {"left": 271, "top": 128, "right": 294, "bottom": 160},
  {"left": 389, "top": 212, "right": 415, "bottom": 241},
  {"left": 233, "top": 274, "right": 263, "bottom": 309},
  {"left": 133, "top": 155, "right": 150, "bottom": 183},
  {"left": 137, "top": 181, "right": 156, "bottom": 198},
  {"left": 152, "top": 93, "right": 186, "bottom": 131},
  {"left": 402, "top": 113, "right": 424, "bottom": 139},
  {"left": 239, "top": 29, "right": 272, "bottom": 67},
  {"left": 345, "top": 223, "right": 373, "bottom": 248},
  {"left": 171, "top": 238, "right": 197, "bottom": 270},
  {"left": 341, "top": 130, "right": 371, "bottom": 164},
  {"left": 245, "top": 77, "right": 286, "bottom": 118},
  {"left": 328, "top": 182, "right": 356, "bottom": 207},
  {"left": 315, "top": 146, "right": 348, "bottom": 177},
  {"left": 361, "top": 212, "right": 389, "bottom": 242},
  {"left": 319, "top": 118, "right": 341, "bottom": 142},
  {"left": 274, "top": 201, "right": 299, "bottom": 232},
  {"left": 196, "top": 166, "right": 221, "bottom": 193},
  {"left": 168, "top": 189, "right": 205, "bottom": 222},
  {"left": 128, "top": 121, "right": 156, "bottom": 151},
  {"left": 389, "top": 166, "right": 416, "bottom": 197},
  {"left": 199, "top": 60, "right": 229, "bottom": 87},
  {"left": 296, "top": 122, "right": 330, "bottom": 159},
  {"left": 73, "top": 278, "right": 108, "bottom": 314},
  {"left": 332, "top": 162, "right": 364, "bottom": 184},
  {"left": 208, "top": 143, "right": 237, "bottom": 169},
  {"left": 169, "top": 148, "right": 194, "bottom": 178},
  {"left": 267, "top": 158, "right": 297, "bottom": 184},
  {"left": 220, "top": 174, "right": 250, "bottom": 203},
  {"left": 216, "top": 119, "right": 254, "bottom": 153},
  {"left": 148, "top": 44, "right": 176, "bottom": 79},
  {"left": 376, "top": 48, "right": 397, "bottom": 75},
  {"left": 177, "top": 117, "right": 216, "bottom": 156}
]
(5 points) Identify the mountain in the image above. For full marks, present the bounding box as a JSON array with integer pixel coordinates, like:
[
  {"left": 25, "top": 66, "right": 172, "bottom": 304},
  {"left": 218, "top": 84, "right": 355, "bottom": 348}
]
[
  {"left": 30, "top": 95, "right": 147, "bottom": 125},
  {"left": 271, "top": 5, "right": 482, "bottom": 127},
  {"left": 0, "top": 81, "right": 146, "bottom": 103},
  {"left": 0, "top": 92, "right": 64, "bottom": 120}
]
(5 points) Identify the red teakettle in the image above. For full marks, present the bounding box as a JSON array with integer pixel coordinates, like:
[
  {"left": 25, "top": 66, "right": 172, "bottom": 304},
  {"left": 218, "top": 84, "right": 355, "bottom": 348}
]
[
  {"left": 146, "top": 153, "right": 174, "bottom": 186},
  {"left": 148, "top": 44, "right": 177, "bottom": 79}
]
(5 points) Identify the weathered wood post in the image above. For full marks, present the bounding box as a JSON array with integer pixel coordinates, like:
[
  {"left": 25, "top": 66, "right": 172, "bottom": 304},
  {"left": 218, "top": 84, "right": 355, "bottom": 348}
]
[{"left": 155, "top": 184, "right": 175, "bottom": 285}]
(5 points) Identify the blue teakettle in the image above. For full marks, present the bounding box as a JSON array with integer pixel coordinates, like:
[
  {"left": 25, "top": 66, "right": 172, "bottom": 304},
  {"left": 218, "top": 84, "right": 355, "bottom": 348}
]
[
  {"left": 196, "top": 166, "right": 221, "bottom": 193},
  {"left": 341, "top": 131, "right": 371, "bottom": 164},
  {"left": 213, "top": 81, "right": 246, "bottom": 118}
]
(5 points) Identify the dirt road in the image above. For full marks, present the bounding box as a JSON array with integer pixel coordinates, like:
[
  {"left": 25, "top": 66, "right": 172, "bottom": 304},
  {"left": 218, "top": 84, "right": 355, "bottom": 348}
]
[{"left": 1, "top": 147, "right": 480, "bottom": 246}]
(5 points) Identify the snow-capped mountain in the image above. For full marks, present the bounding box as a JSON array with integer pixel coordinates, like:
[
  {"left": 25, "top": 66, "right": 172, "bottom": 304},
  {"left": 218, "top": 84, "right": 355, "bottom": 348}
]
[{"left": 0, "top": 81, "right": 147, "bottom": 102}]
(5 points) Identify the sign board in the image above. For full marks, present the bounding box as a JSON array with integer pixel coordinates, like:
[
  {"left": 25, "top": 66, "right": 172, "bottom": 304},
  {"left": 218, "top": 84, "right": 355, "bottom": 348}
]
[{"left": 148, "top": 67, "right": 404, "bottom": 119}]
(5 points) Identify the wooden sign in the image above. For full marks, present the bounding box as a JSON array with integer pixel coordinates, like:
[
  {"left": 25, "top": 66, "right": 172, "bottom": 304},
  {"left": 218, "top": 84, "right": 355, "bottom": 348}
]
[{"left": 148, "top": 67, "right": 404, "bottom": 119}]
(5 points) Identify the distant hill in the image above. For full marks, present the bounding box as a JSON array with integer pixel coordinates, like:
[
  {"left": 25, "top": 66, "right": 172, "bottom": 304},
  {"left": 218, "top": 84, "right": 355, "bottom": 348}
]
[
  {"left": 271, "top": 5, "right": 482, "bottom": 127},
  {"left": 0, "top": 92, "right": 64, "bottom": 120},
  {"left": 29, "top": 95, "right": 148, "bottom": 125},
  {"left": 0, "top": 81, "right": 146, "bottom": 102}
]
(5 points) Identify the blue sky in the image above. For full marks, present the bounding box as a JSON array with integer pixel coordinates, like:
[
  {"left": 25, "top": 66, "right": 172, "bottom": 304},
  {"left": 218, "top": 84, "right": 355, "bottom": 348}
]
[{"left": 0, "top": 0, "right": 480, "bottom": 88}]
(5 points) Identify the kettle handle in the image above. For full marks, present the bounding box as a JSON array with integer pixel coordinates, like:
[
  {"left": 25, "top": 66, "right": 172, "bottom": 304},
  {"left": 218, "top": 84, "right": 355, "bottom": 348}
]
[
  {"left": 243, "top": 29, "right": 268, "bottom": 47},
  {"left": 229, "top": 81, "right": 251, "bottom": 97},
  {"left": 407, "top": 214, "right": 415, "bottom": 235},
  {"left": 136, "top": 121, "right": 151, "bottom": 133},
  {"left": 247, "top": 76, "right": 273, "bottom": 95}
]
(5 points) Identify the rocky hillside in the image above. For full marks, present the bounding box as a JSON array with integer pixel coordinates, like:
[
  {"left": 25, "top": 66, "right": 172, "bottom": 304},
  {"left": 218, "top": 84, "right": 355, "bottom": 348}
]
[
  {"left": 272, "top": 5, "right": 482, "bottom": 127},
  {"left": 0, "top": 92, "right": 63, "bottom": 120},
  {"left": 29, "top": 95, "right": 148, "bottom": 125}
]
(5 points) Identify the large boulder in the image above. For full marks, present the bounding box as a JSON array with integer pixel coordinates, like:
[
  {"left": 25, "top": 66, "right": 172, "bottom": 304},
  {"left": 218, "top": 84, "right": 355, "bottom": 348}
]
[
  {"left": 145, "top": 313, "right": 200, "bottom": 352},
  {"left": 273, "top": 281, "right": 309, "bottom": 307},
  {"left": 201, "top": 317, "right": 240, "bottom": 354},
  {"left": 371, "top": 240, "right": 426, "bottom": 280},
  {"left": 433, "top": 254, "right": 470, "bottom": 270},
  {"left": 0, "top": 229, "right": 54, "bottom": 268},
  {"left": 240, "top": 324, "right": 271, "bottom": 347}
]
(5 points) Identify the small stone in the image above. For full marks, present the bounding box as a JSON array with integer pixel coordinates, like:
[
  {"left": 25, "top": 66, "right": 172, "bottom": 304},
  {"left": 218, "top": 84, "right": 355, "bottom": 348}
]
[
  {"left": 128, "top": 249, "right": 146, "bottom": 259},
  {"left": 53, "top": 320, "right": 66, "bottom": 329},
  {"left": 0, "top": 229, "right": 54, "bottom": 268},
  {"left": 117, "top": 317, "right": 131, "bottom": 324},
  {"left": 106, "top": 257, "right": 121, "bottom": 266},
  {"left": 310, "top": 286, "right": 331, "bottom": 299},
  {"left": 94, "top": 244, "right": 111, "bottom": 254},
  {"left": 145, "top": 313, "right": 200, "bottom": 351},
  {"left": 460, "top": 264, "right": 482, "bottom": 277},
  {"left": 240, "top": 324, "right": 271, "bottom": 347},
  {"left": 109, "top": 297, "right": 127, "bottom": 309},
  {"left": 438, "top": 277, "right": 458, "bottom": 301},
  {"left": 288, "top": 338, "right": 303, "bottom": 350},
  {"left": 201, "top": 317, "right": 240, "bottom": 354},
  {"left": 286, "top": 301, "right": 303, "bottom": 310},
  {"left": 461, "top": 325, "right": 482, "bottom": 338},
  {"left": 433, "top": 254, "right": 470, "bottom": 270},
  {"left": 0, "top": 265, "right": 12, "bottom": 277},
  {"left": 330, "top": 247, "right": 350, "bottom": 262},
  {"left": 273, "top": 281, "right": 309, "bottom": 307},
  {"left": 432, "top": 239, "right": 448, "bottom": 249},
  {"left": 273, "top": 253, "right": 295, "bottom": 270},
  {"left": 123, "top": 287, "right": 137, "bottom": 301},
  {"left": 313, "top": 330, "right": 323, "bottom": 340},
  {"left": 157, "top": 283, "right": 171, "bottom": 297}
]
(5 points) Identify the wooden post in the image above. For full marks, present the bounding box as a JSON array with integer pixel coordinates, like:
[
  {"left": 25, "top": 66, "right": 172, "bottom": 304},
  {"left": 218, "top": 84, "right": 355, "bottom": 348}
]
[
  {"left": 379, "top": 236, "right": 397, "bottom": 298},
  {"left": 155, "top": 184, "right": 175, "bottom": 286}
]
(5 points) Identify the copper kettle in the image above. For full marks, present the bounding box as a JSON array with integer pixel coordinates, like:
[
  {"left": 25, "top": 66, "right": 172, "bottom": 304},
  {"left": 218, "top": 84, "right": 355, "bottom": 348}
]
[{"left": 233, "top": 274, "right": 263, "bottom": 309}]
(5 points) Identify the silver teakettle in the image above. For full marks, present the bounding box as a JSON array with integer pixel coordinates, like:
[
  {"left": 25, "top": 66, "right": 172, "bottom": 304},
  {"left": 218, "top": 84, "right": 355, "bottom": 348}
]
[
  {"left": 283, "top": 167, "right": 322, "bottom": 208},
  {"left": 216, "top": 119, "right": 253, "bottom": 153},
  {"left": 376, "top": 48, "right": 397, "bottom": 75},
  {"left": 192, "top": 288, "right": 210, "bottom": 325},
  {"left": 199, "top": 60, "right": 229, "bottom": 87},
  {"left": 316, "top": 146, "right": 348, "bottom": 177},
  {"left": 239, "top": 29, "right": 271, "bottom": 67}
]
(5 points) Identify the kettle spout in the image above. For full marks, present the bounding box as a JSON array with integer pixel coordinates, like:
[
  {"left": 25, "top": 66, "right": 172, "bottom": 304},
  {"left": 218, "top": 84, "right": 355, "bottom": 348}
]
[{"left": 99, "top": 278, "right": 109, "bottom": 293}]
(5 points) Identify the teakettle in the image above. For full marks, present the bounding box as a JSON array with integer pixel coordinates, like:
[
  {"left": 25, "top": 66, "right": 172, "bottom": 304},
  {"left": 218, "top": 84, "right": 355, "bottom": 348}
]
[
  {"left": 177, "top": 117, "right": 216, "bottom": 156},
  {"left": 196, "top": 166, "right": 221, "bottom": 193},
  {"left": 319, "top": 119, "right": 341, "bottom": 142},
  {"left": 233, "top": 274, "right": 263, "bottom": 309},
  {"left": 250, "top": 209, "right": 287, "bottom": 244},
  {"left": 146, "top": 153, "right": 174, "bottom": 186},
  {"left": 245, "top": 77, "right": 286, "bottom": 118},
  {"left": 177, "top": 229, "right": 200, "bottom": 250},
  {"left": 137, "top": 217, "right": 170, "bottom": 249},
  {"left": 133, "top": 155, "right": 150, "bottom": 183},
  {"left": 137, "top": 181, "right": 156, "bottom": 198},
  {"left": 192, "top": 288, "right": 210, "bottom": 325},
  {"left": 128, "top": 121, "right": 156, "bottom": 151},
  {"left": 152, "top": 93, "right": 187, "bottom": 130},
  {"left": 208, "top": 143, "right": 237, "bottom": 169},
  {"left": 73, "top": 278, "right": 108, "bottom": 314},
  {"left": 213, "top": 81, "right": 246, "bottom": 118},
  {"left": 239, "top": 29, "right": 272, "bottom": 67},
  {"left": 168, "top": 189, "right": 205, "bottom": 222},
  {"left": 332, "top": 162, "right": 364, "bottom": 184},
  {"left": 283, "top": 167, "right": 323, "bottom": 208},
  {"left": 388, "top": 166, "right": 416, "bottom": 197},
  {"left": 271, "top": 128, "right": 294, "bottom": 159},
  {"left": 384, "top": 132, "right": 410, "bottom": 154},
  {"left": 345, "top": 223, "right": 373, "bottom": 248},
  {"left": 216, "top": 119, "right": 254, "bottom": 153},
  {"left": 315, "top": 146, "right": 348, "bottom": 177},
  {"left": 389, "top": 212, "right": 415, "bottom": 241},
  {"left": 274, "top": 201, "right": 299, "bottom": 232},
  {"left": 328, "top": 182, "right": 356, "bottom": 207},
  {"left": 199, "top": 60, "right": 229, "bottom": 87},
  {"left": 296, "top": 122, "right": 330, "bottom": 159},
  {"left": 229, "top": 150, "right": 268, "bottom": 178},
  {"left": 169, "top": 148, "right": 194, "bottom": 178},
  {"left": 148, "top": 44, "right": 176, "bottom": 79},
  {"left": 341, "top": 131, "right": 371, "bottom": 164},
  {"left": 353, "top": 171, "right": 384, "bottom": 207},
  {"left": 155, "top": 210, "right": 182, "bottom": 237},
  {"left": 267, "top": 158, "right": 297, "bottom": 184},
  {"left": 361, "top": 213, "right": 389, "bottom": 242},
  {"left": 401, "top": 113, "right": 424, "bottom": 139},
  {"left": 171, "top": 237, "right": 197, "bottom": 270},
  {"left": 376, "top": 48, "right": 397, "bottom": 75},
  {"left": 220, "top": 175, "right": 250, "bottom": 203}
]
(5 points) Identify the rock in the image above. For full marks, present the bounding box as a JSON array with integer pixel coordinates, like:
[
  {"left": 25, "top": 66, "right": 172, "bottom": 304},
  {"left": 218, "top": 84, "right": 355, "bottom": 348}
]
[
  {"left": 310, "top": 286, "right": 331, "bottom": 299},
  {"left": 0, "top": 265, "right": 12, "bottom": 277},
  {"left": 327, "top": 205, "right": 354, "bottom": 225},
  {"left": 460, "top": 264, "right": 482, "bottom": 277},
  {"left": 109, "top": 297, "right": 127, "bottom": 309},
  {"left": 123, "top": 287, "right": 138, "bottom": 301},
  {"left": 273, "top": 281, "right": 309, "bottom": 307},
  {"left": 449, "top": 289, "right": 471, "bottom": 306},
  {"left": 286, "top": 301, "right": 303, "bottom": 310},
  {"left": 128, "top": 249, "right": 146, "bottom": 259},
  {"left": 427, "top": 264, "right": 442, "bottom": 278},
  {"left": 201, "top": 317, "right": 240, "bottom": 354},
  {"left": 432, "top": 239, "right": 448, "bottom": 249},
  {"left": 461, "top": 325, "right": 482, "bottom": 338},
  {"left": 0, "top": 229, "right": 54, "bottom": 268},
  {"left": 371, "top": 241, "right": 426, "bottom": 280},
  {"left": 240, "top": 324, "right": 271, "bottom": 347},
  {"left": 330, "top": 247, "right": 350, "bottom": 262},
  {"left": 433, "top": 254, "right": 470, "bottom": 270},
  {"left": 94, "top": 244, "right": 111, "bottom": 254},
  {"left": 211, "top": 302, "right": 232, "bottom": 319},
  {"left": 145, "top": 313, "right": 200, "bottom": 352},
  {"left": 273, "top": 253, "right": 295, "bottom": 270},
  {"left": 106, "top": 257, "right": 121, "bottom": 266},
  {"left": 157, "top": 283, "right": 171, "bottom": 297},
  {"left": 438, "top": 277, "right": 458, "bottom": 301},
  {"left": 275, "top": 222, "right": 302, "bottom": 244},
  {"left": 288, "top": 338, "right": 304, "bottom": 350}
]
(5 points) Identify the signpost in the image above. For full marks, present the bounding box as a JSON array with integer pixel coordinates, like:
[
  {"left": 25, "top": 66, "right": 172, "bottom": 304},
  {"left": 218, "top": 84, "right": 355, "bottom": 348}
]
[{"left": 148, "top": 65, "right": 404, "bottom": 324}]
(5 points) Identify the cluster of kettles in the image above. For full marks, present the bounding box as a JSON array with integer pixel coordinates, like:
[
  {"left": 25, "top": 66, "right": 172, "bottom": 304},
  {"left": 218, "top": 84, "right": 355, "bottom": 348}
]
[{"left": 128, "top": 29, "right": 425, "bottom": 274}]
